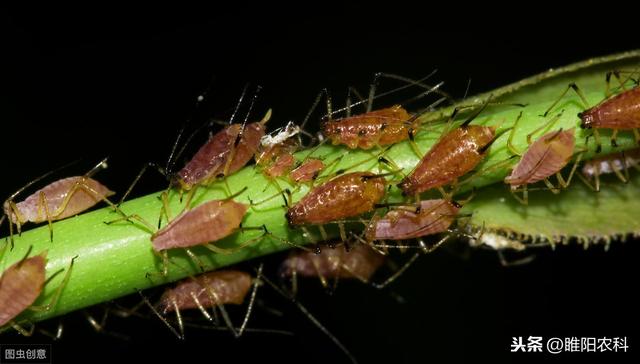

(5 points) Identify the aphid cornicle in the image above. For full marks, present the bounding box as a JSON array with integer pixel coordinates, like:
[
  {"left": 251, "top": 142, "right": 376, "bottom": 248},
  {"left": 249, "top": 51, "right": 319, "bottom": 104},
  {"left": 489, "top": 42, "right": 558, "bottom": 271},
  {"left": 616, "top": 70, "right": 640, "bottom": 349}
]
[
  {"left": 285, "top": 172, "right": 386, "bottom": 226},
  {"left": 581, "top": 148, "right": 640, "bottom": 191},
  {"left": 365, "top": 199, "right": 461, "bottom": 241},
  {"left": 398, "top": 119, "right": 496, "bottom": 196},
  {"left": 279, "top": 244, "right": 385, "bottom": 282},
  {"left": 0, "top": 159, "right": 114, "bottom": 243}
]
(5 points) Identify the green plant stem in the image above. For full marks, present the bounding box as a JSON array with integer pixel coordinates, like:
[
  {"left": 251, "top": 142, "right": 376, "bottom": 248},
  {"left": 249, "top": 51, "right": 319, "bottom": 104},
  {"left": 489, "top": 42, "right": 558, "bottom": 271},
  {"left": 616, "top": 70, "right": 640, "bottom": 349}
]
[{"left": 2, "top": 51, "right": 640, "bottom": 325}]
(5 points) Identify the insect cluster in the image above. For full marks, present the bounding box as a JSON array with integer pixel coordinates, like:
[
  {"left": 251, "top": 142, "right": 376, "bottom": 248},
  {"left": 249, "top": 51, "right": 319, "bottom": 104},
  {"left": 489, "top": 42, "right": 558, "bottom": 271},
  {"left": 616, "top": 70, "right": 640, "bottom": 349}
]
[{"left": 2, "top": 67, "right": 640, "bottom": 352}]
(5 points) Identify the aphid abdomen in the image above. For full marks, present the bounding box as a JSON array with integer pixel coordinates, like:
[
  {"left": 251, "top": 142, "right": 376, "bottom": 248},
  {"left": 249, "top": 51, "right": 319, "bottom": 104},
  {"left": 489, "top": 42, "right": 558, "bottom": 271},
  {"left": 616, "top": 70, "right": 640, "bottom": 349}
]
[
  {"left": 12, "top": 177, "right": 114, "bottom": 223},
  {"left": 505, "top": 129, "right": 575, "bottom": 187},
  {"left": 399, "top": 125, "right": 495, "bottom": 195},
  {"left": 580, "top": 88, "right": 640, "bottom": 129},
  {"left": 365, "top": 199, "right": 460, "bottom": 241},
  {"left": 582, "top": 148, "right": 640, "bottom": 177},
  {"left": 151, "top": 200, "right": 248, "bottom": 251},
  {"left": 289, "top": 159, "right": 325, "bottom": 183},
  {"left": 176, "top": 122, "right": 265, "bottom": 189},
  {"left": 322, "top": 106, "right": 411, "bottom": 149},
  {"left": 286, "top": 172, "right": 386, "bottom": 225},
  {"left": 0, "top": 253, "right": 46, "bottom": 326},
  {"left": 279, "top": 244, "right": 384, "bottom": 280},
  {"left": 159, "top": 270, "right": 252, "bottom": 313},
  {"left": 264, "top": 153, "right": 296, "bottom": 178}
]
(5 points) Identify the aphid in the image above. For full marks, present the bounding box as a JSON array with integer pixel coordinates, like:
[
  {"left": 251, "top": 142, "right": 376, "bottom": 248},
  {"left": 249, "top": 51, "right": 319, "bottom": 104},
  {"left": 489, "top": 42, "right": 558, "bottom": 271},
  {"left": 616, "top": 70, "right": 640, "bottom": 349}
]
[
  {"left": 0, "top": 249, "right": 76, "bottom": 335},
  {"left": 289, "top": 159, "right": 325, "bottom": 183},
  {"left": 174, "top": 109, "right": 270, "bottom": 191},
  {"left": 285, "top": 172, "right": 386, "bottom": 241},
  {"left": 544, "top": 71, "right": 640, "bottom": 151},
  {"left": 150, "top": 197, "right": 249, "bottom": 252},
  {"left": 146, "top": 269, "right": 259, "bottom": 339},
  {"left": 322, "top": 105, "right": 416, "bottom": 149},
  {"left": 279, "top": 243, "right": 385, "bottom": 284},
  {"left": 1, "top": 159, "right": 114, "bottom": 243},
  {"left": 580, "top": 148, "right": 640, "bottom": 191},
  {"left": 398, "top": 106, "right": 499, "bottom": 197},
  {"left": 364, "top": 199, "right": 461, "bottom": 241},
  {"left": 504, "top": 113, "right": 580, "bottom": 203},
  {"left": 119, "top": 86, "right": 270, "bottom": 208},
  {"left": 110, "top": 188, "right": 268, "bottom": 276},
  {"left": 256, "top": 123, "right": 300, "bottom": 178}
]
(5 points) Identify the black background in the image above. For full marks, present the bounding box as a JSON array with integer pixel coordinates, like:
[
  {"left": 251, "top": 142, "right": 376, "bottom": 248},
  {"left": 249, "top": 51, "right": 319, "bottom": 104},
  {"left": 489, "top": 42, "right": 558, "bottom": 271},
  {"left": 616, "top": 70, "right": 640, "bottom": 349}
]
[{"left": 1, "top": 5, "right": 639, "bottom": 364}]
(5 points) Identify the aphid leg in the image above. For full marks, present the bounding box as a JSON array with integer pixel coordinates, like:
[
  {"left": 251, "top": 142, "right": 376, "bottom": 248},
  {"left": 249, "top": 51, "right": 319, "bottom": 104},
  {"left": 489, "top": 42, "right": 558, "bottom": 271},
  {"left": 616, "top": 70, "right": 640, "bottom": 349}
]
[
  {"left": 118, "top": 162, "right": 168, "bottom": 206},
  {"left": 509, "top": 185, "right": 529, "bottom": 205},
  {"left": 37, "top": 191, "right": 54, "bottom": 242},
  {"left": 318, "top": 225, "right": 330, "bottom": 241},
  {"left": 260, "top": 275, "right": 358, "bottom": 364},
  {"left": 610, "top": 129, "right": 619, "bottom": 147},
  {"left": 543, "top": 83, "right": 590, "bottom": 117},
  {"left": 346, "top": 86, "right": 366, "bottom": 118},
  {"left": 577, "top": 169, "right": 599, "bottom": 192},
  {"left": 371, "top": 252, "right": 420, "bottom": 289},
  {"left": 633, "top": 129, "right": 640, "bottom": 145},
  {"left": 542, "top": 178, "right": 560, "bottom": 194},
  {"left": 497, "top": 250, "right": 537, "bottom": 267},
  {"left": 205, "top": 225, "right": 272, "bottom": 254},
  {"left": 555, "top": 152, "right": 583, "bottom": 189},
  {"left": 527, "top": 112, "right": 564, "bottom": 146},
  {"left": 30, "top": 255, "right": 78, "bottom": 313}
]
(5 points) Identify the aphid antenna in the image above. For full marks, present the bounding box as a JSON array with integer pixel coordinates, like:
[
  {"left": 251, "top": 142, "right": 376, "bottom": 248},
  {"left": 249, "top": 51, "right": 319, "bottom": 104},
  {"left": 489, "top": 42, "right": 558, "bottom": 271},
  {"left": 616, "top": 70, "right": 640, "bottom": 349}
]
[
  {"left": 3, "top": 159, "right": 82, "bottom": 202},
  {"left": 259, "top": 275, "right": 358, "bottom": 364},
  {"left": 327, "top": 70, "right": 443, "bottom": 118},
  {"left": 228, "top": 83, "right": 251, "bottom": 126},
  {"left": 544, "top": 82, "right": 590, "bottom": 117},
  {"left": 460, "top": 94, "right": 492, "bottom": 128},
  {"left": 397, "top": 81, "right": 445, "bottom": 108}
]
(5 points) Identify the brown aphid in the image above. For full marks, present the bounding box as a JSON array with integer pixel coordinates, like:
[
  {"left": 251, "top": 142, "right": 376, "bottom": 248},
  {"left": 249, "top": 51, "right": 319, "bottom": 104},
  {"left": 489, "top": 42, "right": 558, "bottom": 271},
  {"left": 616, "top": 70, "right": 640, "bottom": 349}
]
[
  {"left": 159, "top": 270, "right": 252, "bottom": 314},
  {"left": 3, "top": 177, "right": 114, "bottom": 226},
  {"left": 365, "top": 199, "right": 460, "bottom": 241},
  {"left": 174, "top": 111, "right": 270, "bottom": 190},
  {"left": 285, "top": 172, "right": 386, "bottom": 226},
  {"left": 279, "top": 244, "right": 384, "bottom": 282},
  {"left": 581, "top": 148, "right": 640, "bottom": 191},
  {"left": 0, "top": 252, "right": 46, "bottom": 327},
  {"left": 322, "top": 105, "right": 414, "bottom": 149},
  {"left": 151, "top": 198, "right": 248, "bottom": 251},
  {"left": 398, "top": 124, "right": 496, "bottom": 196},
  {"left": 505, "top": 128, "right": 576, "bottom": 188},
  {"left": 289, "top": 159, "right": 325, "bottom": 183},
  {"left": 580, "top": 87, "right": 640, "bottom": 130}
]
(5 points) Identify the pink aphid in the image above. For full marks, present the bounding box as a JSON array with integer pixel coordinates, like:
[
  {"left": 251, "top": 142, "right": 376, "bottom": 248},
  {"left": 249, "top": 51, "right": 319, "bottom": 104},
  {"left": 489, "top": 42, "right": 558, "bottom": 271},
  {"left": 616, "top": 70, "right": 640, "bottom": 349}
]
[
  {"left": 289, "top": 159, "right": 325, "bottom": 183},
  {"left": 505, "top": 128, "right": 575, "bottom": 188},
  {"left": 151, "top": 199, "right": 248, "bottom": 251},
  {"left": 3, "top": 177, "right": 114, "bottom": 226},
  {"left": 279, "top": 244, "right": 384, "bottom": 281},
  {"left": 174, "top": 110, "right": 270, "bottom": 190},
  {"left": 0, "top": 252, "right": 46, "bottom": 327},
  {"left": 159, "top": 270, "right": 252, "bottom": 314},
  {"left": 365, "top": 199, "right": 460, "bottom": 241}
]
